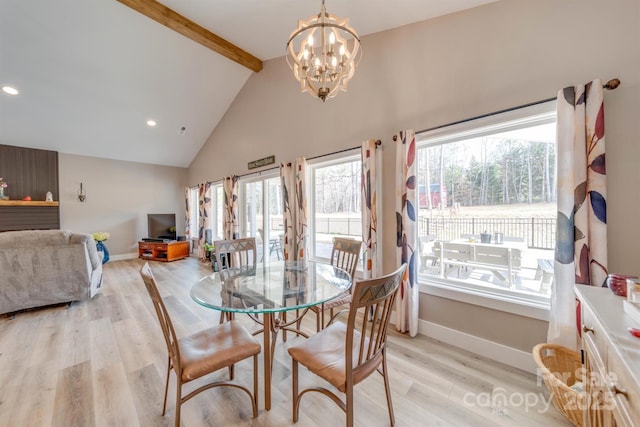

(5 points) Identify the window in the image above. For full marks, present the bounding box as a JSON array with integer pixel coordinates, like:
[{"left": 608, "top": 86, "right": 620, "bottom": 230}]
[
  {"left": 240, "top": 175, "right": 284, "bottom": 263},
  {"left": 416, "top": 102, "right": 556, "bottom": 308},
  {"left": 310, "top": 156, "right": 362, "bottom": 262},
  {"left": 190, "top": 183, "right": 223, "bottom": 244},
  {"left": 212, "top": 184, "right": 223, "bottom": 242},
  {"left": 188, "top": 187, "right": 198, "bottom": 239}
]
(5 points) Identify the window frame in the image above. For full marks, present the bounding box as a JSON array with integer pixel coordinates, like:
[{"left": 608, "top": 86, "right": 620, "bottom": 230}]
[
  {"left": 188, "top": 186, "right": 199, "bottom": 240},
  {"left": 210, "top": 182, "right": 223, "bottom": 243},
  {"left": 415, "top": 100, "right": 557, "bottom": 319},
  {"left": 238, "top": 172, "right": 282, "bottom": 264},
  {"left": 308, "top": 152, "right": 363, "bottom": 267}
]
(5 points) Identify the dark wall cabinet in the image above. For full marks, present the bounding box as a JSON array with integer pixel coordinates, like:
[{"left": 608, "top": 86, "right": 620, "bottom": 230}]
[{"left": 0, "top": 144, "right": 60, "bottom": 231}]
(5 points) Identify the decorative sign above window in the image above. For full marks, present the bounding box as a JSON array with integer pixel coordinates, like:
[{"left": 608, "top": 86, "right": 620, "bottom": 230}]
[{"left": 248, "top": 155, "right": 276, "bottom": 170}]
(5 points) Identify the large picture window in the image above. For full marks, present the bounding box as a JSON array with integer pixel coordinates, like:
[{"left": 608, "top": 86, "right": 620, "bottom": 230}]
[
  {"left": 416, "top": 102, "right": 556, "bottom": 306},
  {"left": 310, "top": 156, "right": 362, "bottom": 262}
]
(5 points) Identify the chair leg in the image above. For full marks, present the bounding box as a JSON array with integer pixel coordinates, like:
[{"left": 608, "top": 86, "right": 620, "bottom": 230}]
[
  {"left": 292, "top": 359, "right": 299, "bottom": 423},
  {"left": 282, "top": 310, "right": 287, "bottom": 342},
  {"left": 346, "top": 382, "right": 354, "bottom": 427},
  {"left": 175, "top": 378, "right": 182, "bottom": 427},
  {"left": 162, "top": 357, "right": 171, "bottom": 416},
  {"left": 228, "top": 364, "right": 234, "bottom": 380},
  {"left": 381, "top": 351, "right": 395, "bottom": 426},
  {"left": 252, "top": 354, "right": 258, "bottom": 418},
  {"left": 316, "top": 309, "right": 321, "bottom": 332}
]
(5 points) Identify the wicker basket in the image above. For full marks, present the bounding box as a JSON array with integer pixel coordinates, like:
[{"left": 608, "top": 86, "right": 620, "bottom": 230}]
[{"left": 532, "top": 343, "right": 584, "bottom": 427}]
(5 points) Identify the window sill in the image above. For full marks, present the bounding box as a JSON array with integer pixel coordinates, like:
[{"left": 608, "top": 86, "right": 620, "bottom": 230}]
[{"left": 419, "top": 279, "right": 550, "bottom": 321}]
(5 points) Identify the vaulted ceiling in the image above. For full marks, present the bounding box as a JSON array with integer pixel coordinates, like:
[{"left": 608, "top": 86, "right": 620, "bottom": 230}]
[{"left": 0, "top": 0, "right": 499, "bottom": 167}]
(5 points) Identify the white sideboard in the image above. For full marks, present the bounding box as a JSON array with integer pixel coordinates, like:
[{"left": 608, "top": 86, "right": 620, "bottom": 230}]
[{"left": 576, "top": 285, "right": 640, "bottom": 426}]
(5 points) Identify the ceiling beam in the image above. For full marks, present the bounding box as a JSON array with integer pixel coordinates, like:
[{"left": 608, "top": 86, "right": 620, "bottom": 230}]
[{"left": 116, "top": 0, "right": 263, "bottom": 72}]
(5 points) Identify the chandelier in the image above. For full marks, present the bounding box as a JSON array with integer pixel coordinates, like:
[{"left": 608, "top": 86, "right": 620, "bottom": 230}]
[{"left": 286, "top": 0, "right": 362, "bottom": 102}]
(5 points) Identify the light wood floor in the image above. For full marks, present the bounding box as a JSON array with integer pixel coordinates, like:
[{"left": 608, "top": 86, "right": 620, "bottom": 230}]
[{"left": 0, "top": 257, "right": 571, "bottom": 426}]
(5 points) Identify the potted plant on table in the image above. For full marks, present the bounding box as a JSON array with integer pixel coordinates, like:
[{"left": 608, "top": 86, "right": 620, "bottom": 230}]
[{"left": 92, "top": 232, "right": 110, "bottom": 264}]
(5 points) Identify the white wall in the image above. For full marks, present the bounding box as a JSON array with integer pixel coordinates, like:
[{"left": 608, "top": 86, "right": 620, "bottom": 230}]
[
  {"left": 188, "top": 0, "right": 640, "bottom": 351},
  {"left": 59, "top": 153, "right": 187, "bottom": 257}
]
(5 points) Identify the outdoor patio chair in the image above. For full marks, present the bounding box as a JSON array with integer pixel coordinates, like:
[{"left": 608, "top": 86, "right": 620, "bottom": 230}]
[
  {"left": 418, "top": 235, "right": 438, "bottom": 271},
  {"left": 535, "top": 258, "right": 554, "bottom": 294}
]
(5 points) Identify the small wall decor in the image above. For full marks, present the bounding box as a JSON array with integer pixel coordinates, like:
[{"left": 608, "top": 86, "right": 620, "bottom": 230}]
[
  {"left": 78, "top": 182, "right": 86, "bottom": 202},
  {"left": 248, "top": 155, "right": 275, "bottom": 170}
]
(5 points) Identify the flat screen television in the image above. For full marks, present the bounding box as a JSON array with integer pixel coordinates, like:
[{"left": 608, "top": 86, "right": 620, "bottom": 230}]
[{"left": 147, "top": 213, "right": 176, "bottom": 240}]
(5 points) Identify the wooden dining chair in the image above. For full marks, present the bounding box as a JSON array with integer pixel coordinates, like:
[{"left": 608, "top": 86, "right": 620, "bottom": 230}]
[
  {"left": 288, "top": 263, "right": 406, "bottom": 427},
  {"left": 214, "top": 237, "right": 258, "bottom": 323},
  {"left": 306, "top": 237, "right": 362, "bottom": 331},
  {"left": 139, "top": 263, "right": 261, "bottom": 427},
  {"left": 215, "top": 237, "right": 257, "bottom": 270}
]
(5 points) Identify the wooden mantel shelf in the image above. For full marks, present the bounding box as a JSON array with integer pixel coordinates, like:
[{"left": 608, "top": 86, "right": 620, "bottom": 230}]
[{"left": 0, "top": 200, "right": 59, "bottom": 206}]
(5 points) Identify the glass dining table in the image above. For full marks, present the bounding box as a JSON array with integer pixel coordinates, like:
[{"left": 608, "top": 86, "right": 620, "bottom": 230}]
[{"left": 190, "top": 260, "right": 352, "bottom": 410}]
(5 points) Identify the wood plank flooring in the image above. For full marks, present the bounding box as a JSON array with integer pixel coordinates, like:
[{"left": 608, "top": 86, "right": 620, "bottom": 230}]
[{"left": 0, "top": 257, "right": 571, "bottom": 426}]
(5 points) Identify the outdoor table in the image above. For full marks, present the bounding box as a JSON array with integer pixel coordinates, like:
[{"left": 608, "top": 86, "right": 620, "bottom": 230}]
[{"left": 437, "top": 239, "right": 527, "bottom": 288}]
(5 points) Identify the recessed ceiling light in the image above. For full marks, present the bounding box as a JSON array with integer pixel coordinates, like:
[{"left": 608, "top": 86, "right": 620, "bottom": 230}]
[
  {"left": 2, "top": 86, "right": 19, "bottom": 95},
  {"left": 147, "top": 120, "right": 157, "bottom": 127}
]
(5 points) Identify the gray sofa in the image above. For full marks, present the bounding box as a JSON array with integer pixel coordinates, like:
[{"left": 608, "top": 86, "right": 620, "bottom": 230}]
[{"left": 0, "top": 230, "right": 103, "bottom": 314}]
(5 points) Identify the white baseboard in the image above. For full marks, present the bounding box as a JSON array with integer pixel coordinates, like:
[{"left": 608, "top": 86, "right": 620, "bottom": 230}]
[
  {"left": 389, "top": 312, "right": 536, "bottom": 373},
  {"left": 109, "top": 252, "right": 138, "bottom": 261},
  {"left": 416, "top": 319, "right": 537, "bottom": 374}
]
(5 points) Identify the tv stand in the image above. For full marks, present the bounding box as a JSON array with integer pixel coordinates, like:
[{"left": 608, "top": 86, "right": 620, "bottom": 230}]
[{"left": 139, "top": 241, "right": 189, "bottom": 262}]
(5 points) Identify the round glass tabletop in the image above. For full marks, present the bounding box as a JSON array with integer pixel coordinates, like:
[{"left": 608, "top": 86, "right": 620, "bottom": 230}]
[{"left": 191, "top": 260, "right": 352, "bottom": 314}]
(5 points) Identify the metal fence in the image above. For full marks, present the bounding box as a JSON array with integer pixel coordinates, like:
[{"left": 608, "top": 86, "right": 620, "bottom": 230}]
[{"left": 418, "top": 217, "right": 556, "bottom": 249}]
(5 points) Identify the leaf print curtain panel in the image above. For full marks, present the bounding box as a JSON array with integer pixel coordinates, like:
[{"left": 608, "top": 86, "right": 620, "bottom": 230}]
[
  {"left": 223, "top": 176, "right": 239, "bottom": 240},
  {"left": 361, "top": 139, "right": 379, "bottom": 279},
  {"left": 198, "top": 182, "right": 212, "bottom": 260},
  {"left": 184, "top": 186, "right": 191, "bottom": 240},
  {"left": 395, "top": 130, "right": 418, "bottom": 337},
  {"left": 280, "top": 158, "right": 308, "bottom": 262},
  {"left": 548, "top": 79, "right": 608, "bottom": 350}
]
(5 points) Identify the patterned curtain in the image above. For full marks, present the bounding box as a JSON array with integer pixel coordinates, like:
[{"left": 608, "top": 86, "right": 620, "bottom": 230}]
[
  {"left": 361, "top": 139, "right": 379, "bottom": 279},
  {"left": 197, "top": 182, "right": 212, "bottom": 260},
  {"left": 395, "top": 130, "right": 418, "bottom": 337},
  {"left": 548, "top": 79, "right": 608, "bottom": 350},
  {"left": 184, "top": 186, "right": 191, "bottom": 240},
  {"left": 280, "top": 158, "right": 308, "bottom": 262},
  {"left": 223, "top": 176, "right": 239, "bottom": 240}
]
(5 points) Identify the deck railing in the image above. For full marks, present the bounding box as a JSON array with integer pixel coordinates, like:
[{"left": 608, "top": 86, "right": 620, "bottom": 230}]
[
  {"left": 266, "top": 214, "right": 556, "bottom": 250},
  {"left": 418, "top": 217, "right": 556, "bottom": 249}
]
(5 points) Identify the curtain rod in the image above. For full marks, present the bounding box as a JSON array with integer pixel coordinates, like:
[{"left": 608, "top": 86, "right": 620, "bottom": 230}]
[
  {"left": 392, "top": 78, "right": 621, "bottom": 140},
  {"left": 232, "top": 139, "right": 382, "bottom": 179}
]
